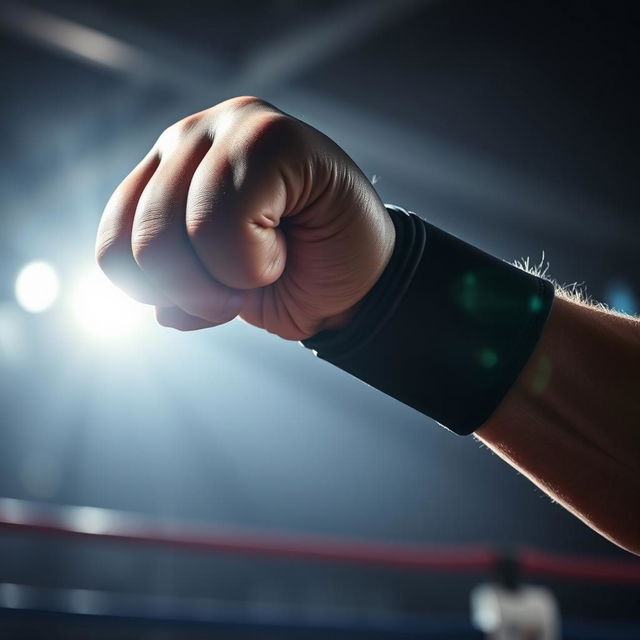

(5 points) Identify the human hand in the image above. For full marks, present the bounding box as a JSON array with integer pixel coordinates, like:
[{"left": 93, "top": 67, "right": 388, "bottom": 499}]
[{"left": 96, "top": 96, "right": 395, "bottom": 340}]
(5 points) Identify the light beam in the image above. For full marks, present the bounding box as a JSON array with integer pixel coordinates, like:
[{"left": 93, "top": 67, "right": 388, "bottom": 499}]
[{"left": 71, "top": 268, "right": 148, "bottom": 338}]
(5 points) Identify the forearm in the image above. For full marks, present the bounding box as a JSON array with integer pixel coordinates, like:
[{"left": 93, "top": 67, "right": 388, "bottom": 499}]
[
  {"left": 477, "top": 296, "right": 640, "bottom": 554},
  {"left": 303, "top": 205, "right": 640, "bottom": 552}
]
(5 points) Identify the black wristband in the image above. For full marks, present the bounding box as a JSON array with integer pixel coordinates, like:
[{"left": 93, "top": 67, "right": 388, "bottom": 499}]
[{"left": 301, "top": 205, "right": 554, "bottom": 435}]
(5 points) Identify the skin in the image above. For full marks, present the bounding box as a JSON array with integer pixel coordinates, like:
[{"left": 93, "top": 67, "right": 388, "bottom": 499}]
[
  {"left": 96, "top": 96, "right": 395, "bottom": 340},
  {"left": 97, "top": 96, "right": 640, "bottom": 554},
  {"left": 476, "top": 297, "right": 640, "bottom": 555}
]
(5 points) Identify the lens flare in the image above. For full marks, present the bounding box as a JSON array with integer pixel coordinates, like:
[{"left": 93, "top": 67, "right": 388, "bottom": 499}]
[
  {"left": 71, "top": 269, "right": 148, "bottom": 338},
  {"left": 15, "top": 261, "right": 60, "bottom": 313}
]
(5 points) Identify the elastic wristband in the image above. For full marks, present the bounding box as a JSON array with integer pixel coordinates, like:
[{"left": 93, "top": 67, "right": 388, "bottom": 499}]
[{"left": 302, "top": 206, "right": 554, "bottom": 435}]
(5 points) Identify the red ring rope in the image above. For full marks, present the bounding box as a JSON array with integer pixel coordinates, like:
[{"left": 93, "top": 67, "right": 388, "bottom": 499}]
[{"left": 1, "top": 498, "right": 639, "bottom": 583}]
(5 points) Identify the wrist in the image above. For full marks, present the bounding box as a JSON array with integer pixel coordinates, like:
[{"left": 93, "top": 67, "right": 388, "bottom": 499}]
[
  {"left": 312, "top": 203, "right": 397, "bottom": 334},
  {"left": 302, "top": 206, "right": 555, "bottom": 436}
]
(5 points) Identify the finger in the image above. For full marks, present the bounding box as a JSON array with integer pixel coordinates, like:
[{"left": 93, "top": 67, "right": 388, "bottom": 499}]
[
  {"left": 185, "top": 119, "right": 288, "bottom": 291},
  {"left": 155, "top": 305, "right": 219, "bottom": 331},
  {"left": 132, "top": 136, "right": 244, "bottom": 324},
  {"left": 96, "top": 149, "right": 169, "bottom": 305}
]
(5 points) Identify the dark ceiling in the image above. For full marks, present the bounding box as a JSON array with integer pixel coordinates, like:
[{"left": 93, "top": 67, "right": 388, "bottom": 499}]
[{"left": 0, "top": 0, "right": 639, "bottom": 635}]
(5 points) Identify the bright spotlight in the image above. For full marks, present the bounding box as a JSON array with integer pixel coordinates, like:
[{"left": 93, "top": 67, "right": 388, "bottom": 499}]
[
  {"left": 71, "top": 269, "right": 149, "bottom": 338},
  {"left": 15, "top": 261, "right": 60, "bottom": 313}
]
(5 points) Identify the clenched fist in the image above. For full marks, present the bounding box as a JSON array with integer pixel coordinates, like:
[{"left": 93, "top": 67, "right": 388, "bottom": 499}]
[{"left": 96, "top": 96, "right": 395, "bottom": 340}]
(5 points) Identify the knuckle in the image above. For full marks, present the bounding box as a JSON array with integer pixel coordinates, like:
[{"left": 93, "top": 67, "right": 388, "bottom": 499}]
[
  {"left": 174, "top": 113, "right": 203, "bottom": 135},
  {"left": 156, "top": 114, "right": 203, "bottom": 151},
  {"left": 216, "top": 97, "right": 283, "bottom": 135},
  {"left": 244, "top": 113, "right": 297, "bottom": 159},
  {"left": 222, "top": 95, "right": 267, "bottom": 112},
  {"left": 252, "top": 112, "right": 293, "bottom": 140},
  {"left": 156, "top": 123, "right": 178, "bottom": 147}
]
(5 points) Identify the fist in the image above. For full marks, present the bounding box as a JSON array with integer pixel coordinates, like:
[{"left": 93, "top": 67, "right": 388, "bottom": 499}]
[{"left": 96, "top": 97, "right": 395, "bottom": 340}]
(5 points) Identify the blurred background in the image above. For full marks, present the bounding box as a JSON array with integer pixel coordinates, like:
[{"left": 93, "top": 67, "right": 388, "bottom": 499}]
[{"left": 0, "top": 0, "right": 639, "bottom": 638}]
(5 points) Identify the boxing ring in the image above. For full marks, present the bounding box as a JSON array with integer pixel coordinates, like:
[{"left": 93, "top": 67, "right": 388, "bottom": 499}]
[{"left": 1, "top": 497, "right": 639, "bottom": 638}]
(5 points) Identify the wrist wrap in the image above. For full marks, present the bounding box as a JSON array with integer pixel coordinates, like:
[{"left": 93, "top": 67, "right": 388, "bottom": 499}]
[{"left": 301, "top": 205, "right": 554, "bottom": 435}]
